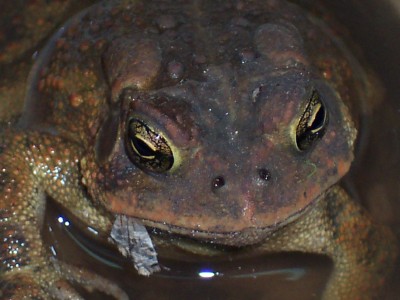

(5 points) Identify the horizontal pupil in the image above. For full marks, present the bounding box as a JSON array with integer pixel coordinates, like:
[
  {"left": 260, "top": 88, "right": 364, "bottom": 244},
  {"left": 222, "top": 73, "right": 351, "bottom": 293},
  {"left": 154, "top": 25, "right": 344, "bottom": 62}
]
[
  {"left": 126, "top": 118, "right": 175, "bottom": 173},
  {"left": 131, "top": 136, "right": 156, "bottom": 158}
]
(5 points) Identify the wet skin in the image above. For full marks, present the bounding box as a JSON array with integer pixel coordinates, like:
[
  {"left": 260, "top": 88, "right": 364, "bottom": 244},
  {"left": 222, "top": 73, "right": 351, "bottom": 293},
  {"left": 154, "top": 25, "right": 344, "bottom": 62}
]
[{"left": 0, "top": 0, "right": 397, "bottom": 299}]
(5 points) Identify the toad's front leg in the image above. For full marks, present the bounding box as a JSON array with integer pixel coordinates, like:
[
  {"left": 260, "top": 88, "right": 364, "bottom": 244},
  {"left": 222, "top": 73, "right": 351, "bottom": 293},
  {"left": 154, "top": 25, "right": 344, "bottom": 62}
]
[
  {"left": 0, "top": 130, "right": 127, "bottom": 299},
  {"left": 258, "top": 186, "right": 397, "bottom": 300}
]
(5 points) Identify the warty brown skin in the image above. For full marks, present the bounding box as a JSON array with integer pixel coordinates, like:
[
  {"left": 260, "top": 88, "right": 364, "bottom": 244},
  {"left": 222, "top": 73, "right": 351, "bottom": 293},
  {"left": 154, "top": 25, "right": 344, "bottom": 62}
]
[{"left": 0, "top": 0, "right": 397, "bottom": 299}]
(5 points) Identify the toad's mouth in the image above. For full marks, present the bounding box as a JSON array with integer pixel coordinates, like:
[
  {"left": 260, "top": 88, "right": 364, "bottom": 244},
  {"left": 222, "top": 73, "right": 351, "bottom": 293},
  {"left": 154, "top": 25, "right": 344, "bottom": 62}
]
[
  {"left": 107, "top": 187, "right": 327, "bottom": 246},
  {"left": 134, "top": 195, "right": 319, "bottom": 247}
]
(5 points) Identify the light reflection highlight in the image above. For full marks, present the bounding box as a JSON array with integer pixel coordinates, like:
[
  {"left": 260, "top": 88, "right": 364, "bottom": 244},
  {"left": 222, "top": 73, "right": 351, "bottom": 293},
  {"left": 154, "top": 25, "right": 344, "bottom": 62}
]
[
  {"left": 87, "top": 226, "right": 99, "bottom": 235},
  {"left": 57, "top": 215, "right": 70, "bottom": 227},
  {"left": 50, "top": 245, "right": 57, "bottom": 256},
  {"left": 198, "top": 269, "right": 220, "bottom": 279}
]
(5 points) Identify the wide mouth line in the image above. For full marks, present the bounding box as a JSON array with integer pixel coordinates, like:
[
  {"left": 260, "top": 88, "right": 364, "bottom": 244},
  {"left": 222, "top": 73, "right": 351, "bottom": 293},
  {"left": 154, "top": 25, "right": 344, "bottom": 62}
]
[
  {"left": 134, "top": 191, "right": 324, "bottom": 243},
  {"left": 139, "top": 217, "right": 281, "bottom": 243}
]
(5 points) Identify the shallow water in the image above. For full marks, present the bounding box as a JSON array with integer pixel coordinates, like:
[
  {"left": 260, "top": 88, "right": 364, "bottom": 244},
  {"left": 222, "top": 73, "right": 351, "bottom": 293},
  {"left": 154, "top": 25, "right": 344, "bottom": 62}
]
[
  {"left": 45, "top": 199, "right": 333, "bottom": 299},
  {"left": 2, "top": 0, "right": 400, "bottom": 299}
]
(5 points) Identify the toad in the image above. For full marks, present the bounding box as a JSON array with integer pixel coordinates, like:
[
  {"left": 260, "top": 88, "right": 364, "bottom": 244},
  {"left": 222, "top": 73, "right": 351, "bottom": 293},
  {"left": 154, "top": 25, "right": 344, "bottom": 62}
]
[{"left": 0, "top": 0, "right": 397, "bottom": 299}]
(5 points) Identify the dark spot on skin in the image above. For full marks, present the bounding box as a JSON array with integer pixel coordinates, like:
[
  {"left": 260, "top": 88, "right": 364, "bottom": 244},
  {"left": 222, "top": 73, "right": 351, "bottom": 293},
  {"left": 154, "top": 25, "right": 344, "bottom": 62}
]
[
  {"left": 258, "top": 168, "right": 271, "bottom": 181},
  {"left": 212, "top": 176, "right": 225, "bottom": 189}
]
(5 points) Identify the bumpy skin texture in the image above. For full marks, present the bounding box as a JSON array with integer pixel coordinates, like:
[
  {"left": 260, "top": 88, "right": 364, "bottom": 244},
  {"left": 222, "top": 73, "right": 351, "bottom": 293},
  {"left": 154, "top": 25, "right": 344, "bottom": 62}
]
[
  {"left": 0, "top": 0, "right": 95, "bottom": 122},
  {"left": 0, "top": 0, "right": 397, "bottom": 299}
]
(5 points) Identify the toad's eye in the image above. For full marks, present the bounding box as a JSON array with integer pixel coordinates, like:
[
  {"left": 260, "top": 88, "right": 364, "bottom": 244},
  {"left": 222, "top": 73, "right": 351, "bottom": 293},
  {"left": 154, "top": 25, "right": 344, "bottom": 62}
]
[
  {"left": 295, "top": 90, "right": 328, "bottom": 151},
  {"left": 126, "top": 118, "right": 174, "bottom": 173}
]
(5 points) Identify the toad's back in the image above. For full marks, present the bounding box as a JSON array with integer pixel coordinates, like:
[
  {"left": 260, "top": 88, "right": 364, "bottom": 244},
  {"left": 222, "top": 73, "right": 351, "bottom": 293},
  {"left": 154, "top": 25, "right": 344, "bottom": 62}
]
[{"left": 21, "top": 0, "right": 362, "bottom": 137}]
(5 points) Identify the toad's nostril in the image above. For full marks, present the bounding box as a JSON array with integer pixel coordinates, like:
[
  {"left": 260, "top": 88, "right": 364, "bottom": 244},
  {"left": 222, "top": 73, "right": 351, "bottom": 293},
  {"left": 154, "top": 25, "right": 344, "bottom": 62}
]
[
  {"left": 258, "top": 168, "right": 271, "bottom": 181},
  {"left": 212, "top": 176, "right": 225, "bottom": 189}
]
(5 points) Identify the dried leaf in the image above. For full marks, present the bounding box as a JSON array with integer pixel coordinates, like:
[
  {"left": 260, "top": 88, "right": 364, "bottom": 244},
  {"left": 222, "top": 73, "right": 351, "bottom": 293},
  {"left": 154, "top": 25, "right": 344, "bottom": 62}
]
[{"left": 109, "top": 214, "right": 160, "bottom": 276}]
